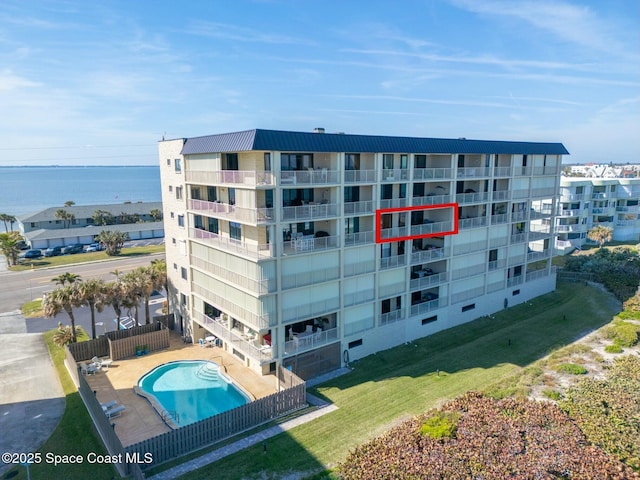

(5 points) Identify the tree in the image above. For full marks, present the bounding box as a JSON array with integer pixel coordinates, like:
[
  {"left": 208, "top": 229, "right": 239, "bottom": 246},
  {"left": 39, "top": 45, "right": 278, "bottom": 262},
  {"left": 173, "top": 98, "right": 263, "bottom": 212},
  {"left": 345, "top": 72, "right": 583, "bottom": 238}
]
[
  {"left": 0, "top": 231, "right": 22, "bottom": 266},
  {"left": 151, "top": 258, "right": 168, "bottom": 294},
  {"left": 76, "top": 278, "right": 106, "bottom": 339},
  {"left": 0, "top": 213, "right": 17, "bottom": 232},
  {"left": 64, "top": 200, "right": 75, "bottom": 207},
  {"left": 43, "top": 285, "right": 82, "bottom": 343},
  {"left": 95, "top": 230, "right": 129, "bottom": 256},
  {"left": 149, "top": 209, "right": 163, "bottom": 222},
  {"left": 54, "top": 209, "right": 75, "bottom": 229},
  {"left": 587, "top": 225, "right": 613, "bottom": 248},
  {"left": 104, "top": 280, "right": 124, "bottom": 321},
  {"left": 121, "top": 270, "right": 144, "bottom": 325},
  {"left": 51, "top": 272, "right": 81, "bottom": 286},
  {"left": 92, "top": 209, "right": 115, "bottom": 226}
]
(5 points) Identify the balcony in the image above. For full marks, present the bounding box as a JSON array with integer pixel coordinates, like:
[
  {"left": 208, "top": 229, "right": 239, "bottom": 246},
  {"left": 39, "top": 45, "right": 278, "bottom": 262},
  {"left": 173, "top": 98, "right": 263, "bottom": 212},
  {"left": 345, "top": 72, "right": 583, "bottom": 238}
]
[
  {"left": 192, "top": 285, "right": 272, "bottom": 330},
  {"left": 189, "top": 199, "right": 274, "bottom": 224},
  {"left": 380, "top": 254, "right": 406, "bottom": 270},
  {"left": 409, "top": 220, "right": 454, "bottom": 236},
  {"left": 198, "top": 312, "right": 274, "bottom": 364},
  {"left": 456, "top": 191, "right": 489, "bottom": 204},
  {"left": 458, "top": 216, "right": 488, "bottom": 229},
  {"left": 379, "top": 226, "right": 408, "bottom": 241},
  {"left": 379, "top": 197, "right": 409, "bottom": 209},
  {"left": 191, "top": 255, "right": 276, "bottom": 294},
  {"left": 412, "top": 194, "right": 452, "bottom": 207},
  {"left": 411, "top": 246, "right": 448, "bottom": 264},
  {"left": 527, "top": 249, "right": 549, "bottom": 262},
  {"left": 283, "top": 234, "right": 340, "bottom": 255},
  {"left": 381, "top": 169, "right": 409, "bottom": 182},
  {"left": 280, "top": 169, "right": 339, "bottom": 185},
  {"left": 457, "top": 167, "right": 490, "bottom": 178},
  {"left": 344, "top": 170, "right": 377, "bottom": 183},
  {"left": 344, "top": 231, "right": 375, "bottom": 247},
  {"left": 409, "top": 272, "right": 448, "bottom": 291},
  {"left": 282, "top": 202, "right": 338, "bottom": 221},
  {"left": 186, "top": 169, "right": 274, "bottom": 187},
  {"left": 492, "top": 190, "right": 511, "bottom": 201},
  {"left": 488, "top": 259, "right": 507, "bottom": 271},
  {"left": 410, "top": 297, "right": 445, "bottom": 316},
  {"left": 281, "top": 266, "right": 340, "bottom": 290},
  {"left": 413, "top": 168, "right": 452, "bottom": 180},
  {"left": 282, "top": 299, "right": 339, "bottom": 323},
  {"left": 379, "top": 308, "right": 405, "bottom": 326},
  {"left": 555, "top": 224, "right": 585, "bottom": 233},
  {"left": 344, "top": 200, "right": 375, "bottom": 215},
  {"left": 190, "top": 228, "right": 273, "bottom": 259},
  {"left": 451, "top": 263, "right": 485, "bottom": 280},
  {"left": 284, "top": 327, "right": 339, "bottom": 356},
  {"left": 491, "top": 213, "right": 509, "bottom": 225},
  {"left": 494, "top": 166, "right": 512, "bottom": 177}
]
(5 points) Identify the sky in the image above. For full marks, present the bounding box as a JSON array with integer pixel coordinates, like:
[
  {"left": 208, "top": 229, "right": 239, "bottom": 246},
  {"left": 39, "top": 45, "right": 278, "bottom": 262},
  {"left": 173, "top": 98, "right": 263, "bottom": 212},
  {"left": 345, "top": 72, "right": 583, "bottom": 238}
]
[{"left": 0, "top": 0, "right": 638, "bottom": 166}]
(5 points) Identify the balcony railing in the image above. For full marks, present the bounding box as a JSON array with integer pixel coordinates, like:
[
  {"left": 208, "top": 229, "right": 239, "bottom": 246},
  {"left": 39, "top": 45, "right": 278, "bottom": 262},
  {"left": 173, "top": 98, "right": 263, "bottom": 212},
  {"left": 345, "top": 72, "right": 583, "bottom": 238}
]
[
  {"left": 190, "top": 228, "right": 274, "bottom": 259},
  {"left": 409, "top": 272, "right": 448, "bottom": 291},
  {"left": 412, "top": 194, "right": 452, "bottom": 206},
  {"left": 344, "top": 200, "right": 375, "bottom": 215},
  {"left": 344, "top": 289, "right": 375, "bottom": 307},
  {"left": 459, "top": 216, "right": 488, "bottom": 229},
  {"left": 527, "top": 249, "right": 549, "bottom": 262},
  {"left": 282, "top": 298, "right": 339, "bottom": 323},
  {"left": 283, "top": 327, "right": 339, "bottom": 356},
  {"left": 457, "top": 167, "right": 490, "bottom": 177},
  {"left": 281, "top": 266, "right": 340, "bottom": 290},
  {"left": 456, "top": 191, "right": 489, "bottom": 204},
  {"left": 192, "top": 285, "right": 272, "bottom": 330},
  {"left": 510, "top": 232, "right": 526, "bottom": 243},
  {"left": 379, "top": 226, "right": 408, "bottom": 240},
  {"left": 451, "top": 263, "right": 485, "bottom": 280},
  {"left": 507, "top": 275, "right": 524, "bottom": 287},
  {"left": 410, "top": 246, "right": 448, "bottom": 264},
  {"left": 282, "top": 203, "right": 338, "bottom": 221},
  {"left": 344, "top": 169, "right": 377, "bottom": 183},
  {"left": 410, "top": 297, "right": 445, "bottom": 316},
  {"left": 191, "top": 255, "right": 276, "bottom": 294},
  {"left": 492, "top": 190, "right": 511, "bottom": 201},
  {"left": 409, "top": 220, "right": 453, "bottom": 236},
  {"left": 344, "top": 259, "right": 375, "bottom": 277},
  {"left": 283, "top": 234, "right": 340, "bottom": 255},
  {"left": 380, "top": 254, "right": 406, "bottom": 270},
  {"left": 413, "top": 168, "right": 452, "bottom": 180},
  {"left": 189, "top": 199, "right": 274, "bottom": 224},
  {"left": 491, "top": 213, "right": 509, "bottom": 225},
  {"left": 450, "top": 285, "right": 485, "bottom": 304},
  {"left": 488, "top": 259, "right": 507, "bottom": 271},
  {"left": 379, "top": 308, "right": 405, "bottom": 326},
  {"left": 186, "top": 169, "right": 275, "bottom": 186},
  {"left": 344, "top": 231, "right": 375, "bottom": 247},
  {"left": 381, "top": 169, "right": 409, "bottom": 182},
  {"left": 197, "top": 312, "right": 275, "bottom": 364},
  {"left": 526, "top": 268, "right": 552, "bottom": 282},
  {"left": 494, "top": 166, "right": 512, "bottom": 177},
  {"left": 280, "top": 169, "right": 339, "bottom": 185},
  {"left": 379, "top": 198, "right": 408, "bottom": 209}
]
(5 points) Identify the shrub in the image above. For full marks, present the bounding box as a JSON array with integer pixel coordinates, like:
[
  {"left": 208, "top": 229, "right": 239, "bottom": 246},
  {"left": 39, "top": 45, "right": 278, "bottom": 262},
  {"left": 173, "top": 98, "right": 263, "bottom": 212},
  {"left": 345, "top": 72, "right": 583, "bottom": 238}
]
[
  {"left": 603, "top": 320, "right": 640, "bottom": 347},
  {"left": 604, "top": 344, "right": 623, "bottom": 354},
  {"left": 542, "top": 389, "right": 562, "bottom": 401},
  {"left": 420, "top": 411, "right": 459, "bottom": 439},
  {"left": 556, "top": 363, "right": 588, "bottom": 375}
]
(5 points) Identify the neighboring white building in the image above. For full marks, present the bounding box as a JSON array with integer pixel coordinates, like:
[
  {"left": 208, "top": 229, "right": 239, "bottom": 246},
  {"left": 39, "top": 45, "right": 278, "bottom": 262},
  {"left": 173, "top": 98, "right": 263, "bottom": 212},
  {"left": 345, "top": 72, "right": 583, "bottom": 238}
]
[
  {"left": 159, "top": 129, "right": 567, "bottom": 380},
  {"left": 556, "top": 177, "right": 640, "bottom": 253}
]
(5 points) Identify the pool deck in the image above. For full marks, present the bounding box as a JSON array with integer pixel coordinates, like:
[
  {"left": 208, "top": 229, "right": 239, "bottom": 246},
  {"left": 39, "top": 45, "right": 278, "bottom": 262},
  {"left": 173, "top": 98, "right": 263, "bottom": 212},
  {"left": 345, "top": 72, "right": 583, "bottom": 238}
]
[{"left": 83, "top": 332, "right": 278, "bottom": 447}]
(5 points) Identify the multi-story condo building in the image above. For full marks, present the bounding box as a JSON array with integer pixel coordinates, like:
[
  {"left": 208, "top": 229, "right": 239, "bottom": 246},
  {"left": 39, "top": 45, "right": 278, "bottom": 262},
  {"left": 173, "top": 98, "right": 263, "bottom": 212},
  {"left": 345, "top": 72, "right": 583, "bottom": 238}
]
[
  {"left": 159, "top": 129, "right": 567, "bottom": 380},
  {"left": 556, "top": 177, "right": 640, "bottom": 253}
]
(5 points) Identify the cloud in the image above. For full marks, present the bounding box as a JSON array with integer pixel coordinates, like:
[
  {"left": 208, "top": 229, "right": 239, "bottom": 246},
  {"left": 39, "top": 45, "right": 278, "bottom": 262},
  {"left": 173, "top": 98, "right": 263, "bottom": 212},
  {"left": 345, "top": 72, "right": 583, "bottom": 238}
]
[
  {"left": 0, "top": 69, "right": 41, "bottom": 90},
  {"left": 186, "top": 20, "right": 314, "bottom": 45}
]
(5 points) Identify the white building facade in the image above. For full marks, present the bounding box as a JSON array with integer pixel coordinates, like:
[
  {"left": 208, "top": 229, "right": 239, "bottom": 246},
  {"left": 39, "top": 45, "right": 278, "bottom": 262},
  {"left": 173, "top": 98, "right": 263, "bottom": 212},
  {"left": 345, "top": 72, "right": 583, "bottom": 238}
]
[
  {"left": 159, "top": 129, "right": 567, "bottom": 379},
  {"left": 556, "top": 177, "right": 640, "bottom": 253}
]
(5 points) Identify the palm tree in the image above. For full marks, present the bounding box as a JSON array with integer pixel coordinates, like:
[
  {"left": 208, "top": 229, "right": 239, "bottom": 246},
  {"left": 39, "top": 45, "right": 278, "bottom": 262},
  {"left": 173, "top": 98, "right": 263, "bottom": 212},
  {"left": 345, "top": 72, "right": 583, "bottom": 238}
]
[
  {"left": 149, "top": 209, "right": 163, "bottom": 222},
  {"left": 51, "top": 272, "right": 81, "bottom": 286},
  {"left": 104, "top": 280, "right": 124, "bottom": 322},
  {"left": 54, "top": 209, "right": 75, "bottom": 229},
  {"left": 95, "top": 230, "right": 129, "bottom": 256},
  {"left": 64, "top": 200, "right": 75, "bottom": 207},
  {"left": 587, "top": 225, "right": 613, "bottom": 248},
  {"left": 93, "top": 209, "right": 114, "bottom": 226},
  {"left": 0, "top": 231, "right": 22, "bottom": 266},
  {"left": 43, "top": 285, "right": 82, "bottom": 343},
  {"left": 151, "top": 258, "right": 168, "bottom": 294},
  {"left": 77, "top": 278, "right": 105, "bottom": 339},
  {"left": 0, "top": 213, "right": 16, "bottom": 232},
  {"left": 121, "top": 270, "right": 144, "bottom": 325}
]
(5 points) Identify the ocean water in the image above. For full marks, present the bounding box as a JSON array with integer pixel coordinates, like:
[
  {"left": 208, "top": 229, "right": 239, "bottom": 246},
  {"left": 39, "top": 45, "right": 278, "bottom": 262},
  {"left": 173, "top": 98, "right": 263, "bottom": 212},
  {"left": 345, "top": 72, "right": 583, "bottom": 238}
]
[{"left": 0, "top": 166, "right": 161, "bottom": 231}]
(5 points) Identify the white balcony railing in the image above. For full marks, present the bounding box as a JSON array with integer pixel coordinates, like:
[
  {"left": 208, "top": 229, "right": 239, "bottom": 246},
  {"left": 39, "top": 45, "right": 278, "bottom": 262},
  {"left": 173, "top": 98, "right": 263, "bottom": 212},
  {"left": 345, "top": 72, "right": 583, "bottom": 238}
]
[
  {"left": 191, "top": 255, "right": 275, "bottom": 294},
  {"left": 379, "top": 198, "right": 409, "bottom": 209},
  {"left": 186, "top": 169, "right": 275, "bottom": 186},
  {"left": 281, "top": 266, "right": 340, "bottom": 290},
  {"left": 458, "top": 216, "right": 488, "bottom": 229},
  {"left": 379, "top": 308, "right": 405, "bottom": 326},
  {"left": 280, "top": 169, "right": 339, "bottom": 185},
  {"left": 282, "top": 203, "right": 338, "bottom": 221},
  {"left": 189, "top": 199, "right": 274, "bottom": 224},
  {"left": 344, "top": 170, "right": 377, "bottom": 183},
  {"left": 457, "top": 167, "right": 490, "bottom": 177},
  {"left": 282, "top": 298, "right": 339, "bottom": 323},
  {"left": 284, "top": 327, "right": 339, "bottom": 356},
  {"left": 344, "top": 231, "right": 375, "bottom": 247},
  {"left": 283, "top": 234, "right": 340, "bottom": 255},
  {"left": 410, "top": 246, "right": 448, "bottom": 264},
  {"left": 190, "top": 228, "right": 274, "bottom": 259},
  {"left": 380, "top": 254, "right": 406, "bottom": 270},
  {"left": 344, "top": 200, "right": 375, "bottom": 215},
  {"left": 410, "top": 298, "right": 445, "bottom": 316},
  {"left": 410, "top": 220, "right": 453, "bottom": 236},
  {"left": 413, "top": 168, "right": 453, "bottom": 180},
  {"left": 409, "top": 272, "right": 448, "bottom": 291},
  {"left": 381, "top": 169, "right": 409, "bottom": 182},
  {"left": 412, "top": 194, "right": 453, "bottom": 206},
  {"left": 456, "top": 191, "right": 489, "bottom": 204}
]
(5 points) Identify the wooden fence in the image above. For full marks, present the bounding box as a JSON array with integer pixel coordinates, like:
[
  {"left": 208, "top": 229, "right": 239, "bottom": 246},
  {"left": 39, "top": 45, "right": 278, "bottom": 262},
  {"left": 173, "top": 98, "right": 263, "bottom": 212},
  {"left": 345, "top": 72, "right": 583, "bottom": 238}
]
[
  {"left": 106, "top": 322, "right": 170, "bottom": 360},
  {"left": 124, "top": 367, "right": 307, "bottom": 469}
]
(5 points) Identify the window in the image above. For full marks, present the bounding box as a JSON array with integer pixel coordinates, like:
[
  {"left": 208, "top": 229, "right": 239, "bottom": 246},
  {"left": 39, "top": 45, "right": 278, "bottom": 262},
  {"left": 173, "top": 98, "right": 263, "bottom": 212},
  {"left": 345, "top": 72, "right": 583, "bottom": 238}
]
[
  {"left": 228, "top": 187, "right": 236, "bottom": 205},
  {"left": 512, "top": 289, "right": 520, "bottom": 296},
  {"left": 174, "top": 158, "right": 182, "bottom": 173},
  {"left": 422, "top": 315, "right": 437, "bottom": 325},
  {"left": 264, "top": 152, "right": 271, "bottom": 171},
  {"left": 344, "top": 186, "right": 360, "bottom": 202},
  {"left": 166, "top": 158, "right": 171, "bottom": 166},
  {"left": 194, "top": 215, "right": 203, "bottom": 229},
  {"left": 383, "top": 154, "right": 394, "bottom": 170},
  {"left": 169, "top": 185, "right": 173, "bottom": 192},
  {"left": 173, "top": 262, "right": 177, "bottom": 270},
  {"left": 400, "top": 154, "right": 408, "bottom": 169},
  {"left": 208, "top": 217, "right": 219, "bottom": 234},
  {"left": 172, "top": 237, "right": 176, "bottom": 245},
  {"left": 345, "top": 153, "right": 360, "bottom": 170},
  {"left": 181, "top": 293, "right": 187, "bottom": 306},
  {"left": 181, "top": 267, "right": 188, "bottom": 280},
  {"left": 230, "top": 222, "right": 242, "bottom": 240},
  {"left": 281, "top": 153, "right": 313, "bottom": 171},
  {"left": 170, "top": 212, "right": 175, "bottom": 218},
  {"left": 462, "top": 303, "right": 476, "bottom": 312},
  {"left": 414, "top": 155, "right": 426, "bottom": 168},
  {"left": 348, "top": 339, "right": 363, "bottom": 349},
  {"left": 224, "top": 153, "right": 238, "bottom": 170},
  {"left": 177, "top": 215, "right": 185, "bottom": 227},
  {"left": 489, "top": 249, "right": 498, "bottom": 262},
  {"left": 176, "top": 186, "right": 183, "bottom": 200},
  {"left": 345, "top": 217, "right": 359, "bottom": 234}
]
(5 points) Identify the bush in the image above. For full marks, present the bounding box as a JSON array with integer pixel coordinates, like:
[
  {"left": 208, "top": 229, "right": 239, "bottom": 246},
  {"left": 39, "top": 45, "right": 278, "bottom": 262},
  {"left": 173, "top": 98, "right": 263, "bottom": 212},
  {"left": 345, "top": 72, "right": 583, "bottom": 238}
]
[
  {"left": 542, "top": 389, "right": 562, "bottom": 400},
  {"left": 420, "top": 411, "right": 459, "bottom": 439},
  {"left": 604, "top": 344, "right": 623, "bottom": 354},
  {"left": 556, "top": 363, "right": 588, "bottom": 375},
  {"left": 603, "top": 320, "right": 640, "bottom": 347}
]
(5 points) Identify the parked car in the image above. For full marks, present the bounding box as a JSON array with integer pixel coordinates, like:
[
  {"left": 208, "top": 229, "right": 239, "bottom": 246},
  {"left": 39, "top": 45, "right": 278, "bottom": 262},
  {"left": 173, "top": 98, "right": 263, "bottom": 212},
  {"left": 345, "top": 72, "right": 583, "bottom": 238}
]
[
  {"left": 62, "top": 244, "right": 84, "bottom": 254},
  {"left": 84, "top": 242, "right": 103, "bottom": 252},
  {"left": 43, "top": 246, "right": 62, "bottom": 257},
  {"left": 22, "top": 249, "right": 42, "bottom": 259}
]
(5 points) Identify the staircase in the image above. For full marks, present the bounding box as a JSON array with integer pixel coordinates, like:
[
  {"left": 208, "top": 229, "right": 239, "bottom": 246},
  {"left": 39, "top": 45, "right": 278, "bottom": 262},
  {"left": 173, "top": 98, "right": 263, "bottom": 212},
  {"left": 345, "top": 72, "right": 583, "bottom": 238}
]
[{"left": 196, "top": 362, "right": 219, "bottom": 381}]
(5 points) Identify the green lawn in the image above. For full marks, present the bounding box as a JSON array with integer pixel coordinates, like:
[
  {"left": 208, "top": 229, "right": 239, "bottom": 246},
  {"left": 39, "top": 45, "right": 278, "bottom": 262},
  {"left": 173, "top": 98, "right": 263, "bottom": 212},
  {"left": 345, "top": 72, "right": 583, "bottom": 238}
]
[
  {"left": 11, "top": 245, "right": 165, "bottom": 271},
  {"left": 176, "top": 282, "right": 620, "bottom": 479}
]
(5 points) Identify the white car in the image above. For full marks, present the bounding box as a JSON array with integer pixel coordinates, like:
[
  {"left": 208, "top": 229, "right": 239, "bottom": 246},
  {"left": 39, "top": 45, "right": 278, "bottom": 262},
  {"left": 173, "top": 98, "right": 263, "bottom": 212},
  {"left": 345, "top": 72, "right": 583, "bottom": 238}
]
[{"left": 84, "top": 243, "right": 103, "bottom": 252}]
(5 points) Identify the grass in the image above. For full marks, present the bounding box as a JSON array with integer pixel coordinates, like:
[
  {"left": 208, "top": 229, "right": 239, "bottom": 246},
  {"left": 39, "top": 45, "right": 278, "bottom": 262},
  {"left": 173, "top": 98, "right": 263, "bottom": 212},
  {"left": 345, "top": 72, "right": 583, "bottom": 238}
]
[
  {"left": 11, "top": 245, "right": 165, "bottom": 271},
  {"left": 22, "top": 298, "right": 43, "bottom": 318},
  {"left": 170, "top": 282, "right": 619, "bottom": 480},
  {"left": 4, "top": 329, "right": 117, "bottom": 480}
]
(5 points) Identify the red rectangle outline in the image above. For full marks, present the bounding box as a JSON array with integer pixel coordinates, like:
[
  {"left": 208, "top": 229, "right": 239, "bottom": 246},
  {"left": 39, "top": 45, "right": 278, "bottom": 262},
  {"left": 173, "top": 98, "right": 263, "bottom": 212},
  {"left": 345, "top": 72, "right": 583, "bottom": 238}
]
[{"left": 375, "top": 202, "right": 459, "bottom": 244}]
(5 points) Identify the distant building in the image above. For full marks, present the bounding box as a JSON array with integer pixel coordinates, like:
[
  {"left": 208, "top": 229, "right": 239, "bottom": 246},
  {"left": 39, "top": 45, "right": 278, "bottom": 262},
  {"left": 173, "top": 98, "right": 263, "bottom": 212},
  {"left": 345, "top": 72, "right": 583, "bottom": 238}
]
[
  {"left": 555, "top": 177, "right": 640, "bottom": 253},
  {"left": 160, "top": 128, "right": 567, "bottom": 380},
  {"left": 17, "top": 202, "right": 164, "bottom": 249}
]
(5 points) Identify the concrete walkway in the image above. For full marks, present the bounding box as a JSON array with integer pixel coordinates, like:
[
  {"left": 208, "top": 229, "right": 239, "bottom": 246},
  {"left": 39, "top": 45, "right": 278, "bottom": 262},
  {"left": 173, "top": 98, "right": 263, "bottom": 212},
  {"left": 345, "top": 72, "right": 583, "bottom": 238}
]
[
  {"left": 147, "top": 369, "right": 349, "bottom": 480},
  {"left": 0, "top": 310, "right": 65, "bottom": 476}
]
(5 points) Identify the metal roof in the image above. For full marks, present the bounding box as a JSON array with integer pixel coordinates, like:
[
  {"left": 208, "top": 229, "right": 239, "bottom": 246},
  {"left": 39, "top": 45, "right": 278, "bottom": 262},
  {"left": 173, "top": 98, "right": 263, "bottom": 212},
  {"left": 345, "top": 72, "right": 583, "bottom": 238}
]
[
  {"left": 18, "top": 202, "right": 163, "bottom": 223},
  {"left": 180, "top": 129, "right": 569, "bottom": 155}
]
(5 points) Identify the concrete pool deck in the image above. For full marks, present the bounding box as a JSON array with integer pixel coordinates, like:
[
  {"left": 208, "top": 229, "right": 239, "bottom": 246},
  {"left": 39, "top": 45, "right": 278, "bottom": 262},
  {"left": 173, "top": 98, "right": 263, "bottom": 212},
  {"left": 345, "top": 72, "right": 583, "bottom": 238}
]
[{"left": 83, "top": 332, "right": 278, "bottom": 446}]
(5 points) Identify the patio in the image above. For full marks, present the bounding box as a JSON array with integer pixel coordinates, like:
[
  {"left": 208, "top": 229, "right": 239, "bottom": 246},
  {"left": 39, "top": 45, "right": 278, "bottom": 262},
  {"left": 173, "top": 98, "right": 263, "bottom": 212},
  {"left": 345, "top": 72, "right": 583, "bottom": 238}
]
[{"left": 82, "top": 331, "right": 279, "bottom": 447}]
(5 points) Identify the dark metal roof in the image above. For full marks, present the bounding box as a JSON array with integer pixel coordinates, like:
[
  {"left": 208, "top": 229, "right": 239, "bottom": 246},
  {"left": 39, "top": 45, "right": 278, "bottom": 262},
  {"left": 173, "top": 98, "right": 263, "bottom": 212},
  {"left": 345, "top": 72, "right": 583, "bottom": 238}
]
[{"left": 181, "top": 129, "right": 569, "bottom": 155}]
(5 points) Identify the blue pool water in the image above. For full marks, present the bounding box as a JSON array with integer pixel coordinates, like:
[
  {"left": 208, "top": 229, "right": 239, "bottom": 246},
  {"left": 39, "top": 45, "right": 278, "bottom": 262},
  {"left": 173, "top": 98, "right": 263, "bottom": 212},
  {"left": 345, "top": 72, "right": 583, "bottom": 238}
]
[{"left": 138, "top": 360, "right": 250, "bottom": 426}]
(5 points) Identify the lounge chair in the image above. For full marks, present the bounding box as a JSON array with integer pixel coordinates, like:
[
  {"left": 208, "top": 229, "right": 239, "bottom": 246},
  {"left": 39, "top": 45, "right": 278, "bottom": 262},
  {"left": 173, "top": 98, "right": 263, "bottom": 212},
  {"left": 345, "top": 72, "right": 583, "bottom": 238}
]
[
  {"left": 80, "top": 362, "right": 97, "bottom": 375},
  {"left": 105, "top": 405, "right": 125, "bottom": 418},
  {"left": 92, "top": 356, "right": 112, "bottom": 370},
  {"left": 100, "top": 400, "right": 118, "bottom": 410}
]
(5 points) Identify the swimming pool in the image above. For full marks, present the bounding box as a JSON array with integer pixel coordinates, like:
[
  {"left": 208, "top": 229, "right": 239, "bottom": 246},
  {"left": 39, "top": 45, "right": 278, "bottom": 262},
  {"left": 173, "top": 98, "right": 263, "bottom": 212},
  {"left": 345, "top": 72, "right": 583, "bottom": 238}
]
[{"left": 137, "top": 360, "right": 250, "bottom": 426}]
